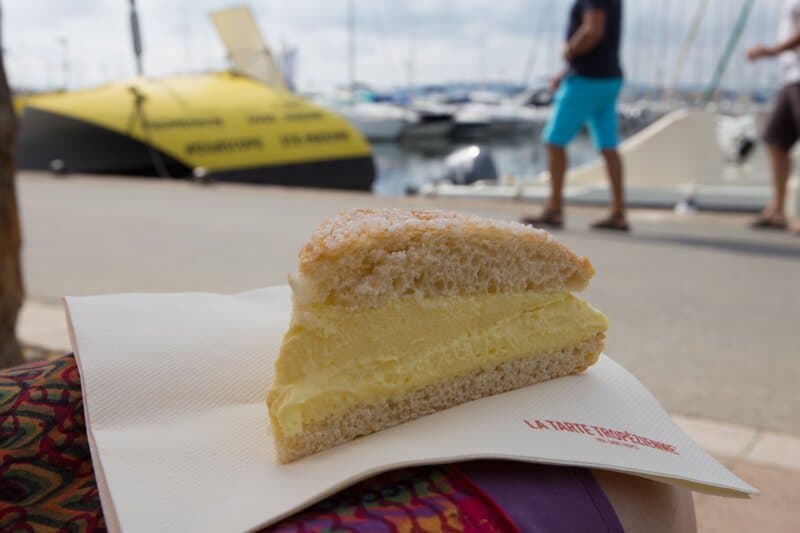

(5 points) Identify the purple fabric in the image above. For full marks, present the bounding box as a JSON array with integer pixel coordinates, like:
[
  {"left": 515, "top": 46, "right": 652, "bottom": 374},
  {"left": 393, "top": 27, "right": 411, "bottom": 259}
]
[{"left": 458, "top": 461, "right": 624, "bottom": 533}]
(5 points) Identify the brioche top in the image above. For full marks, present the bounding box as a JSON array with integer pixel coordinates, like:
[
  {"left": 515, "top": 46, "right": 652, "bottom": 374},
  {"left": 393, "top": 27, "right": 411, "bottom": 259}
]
[
  {"left": 291, "top": 208, "right": 594, "bottom": 309},
  {"left": 300, "top": 209, "right": 549, "bottom": 268}
]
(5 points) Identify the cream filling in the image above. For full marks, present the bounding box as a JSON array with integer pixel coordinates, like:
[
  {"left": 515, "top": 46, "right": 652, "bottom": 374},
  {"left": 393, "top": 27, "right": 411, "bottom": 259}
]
[{"left": 269, "top": 291, "right": 607, "bottom": 436}]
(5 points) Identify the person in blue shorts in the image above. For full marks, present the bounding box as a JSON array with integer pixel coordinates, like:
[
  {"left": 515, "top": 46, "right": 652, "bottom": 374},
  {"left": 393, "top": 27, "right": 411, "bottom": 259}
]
[{"left": 523, "top": 0, "right": 629, "bottom": 231}]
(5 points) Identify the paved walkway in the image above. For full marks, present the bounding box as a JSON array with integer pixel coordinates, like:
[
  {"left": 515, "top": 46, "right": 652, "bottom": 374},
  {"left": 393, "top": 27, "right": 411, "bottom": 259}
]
[
  {"left": 14, "top": 170, "right": 800, "bottom": 531},
  {"left": 674, "top": 414, "right": 800, "bottom": 532},
  {"left": 17, "top": 171, "right": 800, "bottom": 434}
]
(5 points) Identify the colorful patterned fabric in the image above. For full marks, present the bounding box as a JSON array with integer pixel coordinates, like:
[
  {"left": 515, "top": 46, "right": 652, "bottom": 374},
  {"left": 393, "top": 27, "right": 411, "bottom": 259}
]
[
  {"left": 0, "top": 356, "right": 620, "bottom": 533},
  {"left": 268, "top": 467, "right": 517, "bottom": 533},
  {"left": 0, "top": 356, "right": 104, "bottom": 532},
  {"left": 0, "top": 357, "right": 519, "bottom": 533}
]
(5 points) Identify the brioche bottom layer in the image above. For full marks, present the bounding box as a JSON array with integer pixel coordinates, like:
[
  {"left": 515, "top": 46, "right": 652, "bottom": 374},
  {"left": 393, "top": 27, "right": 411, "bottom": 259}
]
[{"left": 273, "top": 333, "right": 604, "bottom": 463}]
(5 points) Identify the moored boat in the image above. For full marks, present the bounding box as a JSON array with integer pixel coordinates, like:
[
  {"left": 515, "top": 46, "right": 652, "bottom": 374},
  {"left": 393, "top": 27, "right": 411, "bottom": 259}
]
[{"left": 17, "top": 72, "right": 376, "bottom": 190}]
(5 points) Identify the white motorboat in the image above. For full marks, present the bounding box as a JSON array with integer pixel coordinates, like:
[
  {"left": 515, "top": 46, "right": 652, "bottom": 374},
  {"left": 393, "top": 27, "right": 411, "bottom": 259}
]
[
  {"left": 453, "top": 102, "right": 548, "bottom": 139},
  {"left": 320, "top": 99, "right": 415, "bottom": 142},
  {"left": 402, "top": 101, "right": 455, "bottom": 140},
  {"left": 451, "top": 104, "right": 492, "bottom": 139}
]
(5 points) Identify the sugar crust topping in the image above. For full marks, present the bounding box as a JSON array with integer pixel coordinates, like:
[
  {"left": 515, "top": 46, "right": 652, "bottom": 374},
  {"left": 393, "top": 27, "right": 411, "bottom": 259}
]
[{"left": 299, "top": 208, "right": 553, "bottom": 268}]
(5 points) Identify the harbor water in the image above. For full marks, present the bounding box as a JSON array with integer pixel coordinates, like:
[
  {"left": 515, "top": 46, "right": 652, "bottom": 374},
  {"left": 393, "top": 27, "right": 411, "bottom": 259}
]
[{"left": 371, "top": 135, "right": 598, "bottom": 196}]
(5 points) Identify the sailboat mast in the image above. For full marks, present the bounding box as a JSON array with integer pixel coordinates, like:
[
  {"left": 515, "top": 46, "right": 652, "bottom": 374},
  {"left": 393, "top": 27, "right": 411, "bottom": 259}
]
[
  {"left": 181, "top": 6, "right": 192, "bottom": 74},
  {"left": 406, "top": 44, "right": 414, "bottom": 90},
  {"left": 58, "top": 37, "right": 69, "bottom": 90},
  {"left": 652, "top": 0, "right": 667, "bottom": 94},
  {"left": 347, "top": 0, "right": 355, "bottom": 92},
  {"left": 628, "top": 3, "right": 641, "bottom": 91},
  {"left": 758, "top": 6, "right": 776, "bottom": 96},
  {"left": 129, "top": 0, "right": 144, "bottom": 76}
]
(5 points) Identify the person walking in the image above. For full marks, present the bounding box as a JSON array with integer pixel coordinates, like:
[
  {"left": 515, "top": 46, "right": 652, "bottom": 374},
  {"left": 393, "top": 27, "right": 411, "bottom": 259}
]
[
  {"left": 748, "top": 0, "right": 800, "bottom": 234},
  {"left": 522, "top": 0, "right": 628, "bottom": 231}
]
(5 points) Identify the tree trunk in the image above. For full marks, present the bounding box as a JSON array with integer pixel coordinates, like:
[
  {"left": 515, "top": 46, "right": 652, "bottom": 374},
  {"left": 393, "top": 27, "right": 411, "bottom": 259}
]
[{"left": 0, "top": 43, "right": 24, "bottom": 368}]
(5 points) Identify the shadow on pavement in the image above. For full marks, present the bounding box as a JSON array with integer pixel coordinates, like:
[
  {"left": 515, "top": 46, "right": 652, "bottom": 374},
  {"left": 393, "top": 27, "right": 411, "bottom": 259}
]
[{"left": 590, "top": 232, "right": 800, "bottom": 260}]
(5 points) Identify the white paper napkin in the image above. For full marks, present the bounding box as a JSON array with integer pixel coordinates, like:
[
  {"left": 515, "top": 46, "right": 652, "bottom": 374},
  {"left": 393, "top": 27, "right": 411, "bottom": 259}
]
[{"left": 64, "top": 286, "right": 756, "bottom": 533}]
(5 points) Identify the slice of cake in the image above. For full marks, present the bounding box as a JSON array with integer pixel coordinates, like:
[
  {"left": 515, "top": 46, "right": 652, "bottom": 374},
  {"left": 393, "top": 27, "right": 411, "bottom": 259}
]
[{"left": 268, "top": 208, "right": 608, "bottom": 463}]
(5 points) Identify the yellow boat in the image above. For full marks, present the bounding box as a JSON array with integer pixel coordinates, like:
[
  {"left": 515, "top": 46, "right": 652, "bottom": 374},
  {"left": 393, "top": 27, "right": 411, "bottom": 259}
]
[{"left": 16, "top": 72, "right": 375, "bottom": 190}]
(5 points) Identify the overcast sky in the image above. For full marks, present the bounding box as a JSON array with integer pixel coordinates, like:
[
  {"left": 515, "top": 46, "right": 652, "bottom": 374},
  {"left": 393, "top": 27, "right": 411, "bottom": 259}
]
[{"left": 2, "top": 0, "right": 788, "bottom": 93}]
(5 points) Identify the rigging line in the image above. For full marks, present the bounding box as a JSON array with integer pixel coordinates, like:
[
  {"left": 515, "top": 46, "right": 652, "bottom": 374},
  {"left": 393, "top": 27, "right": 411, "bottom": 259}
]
[
  {"left": 668, "top": 0, "right": 710, "bottom": 99},
  {"left": 703, "top": 0, "right": 755, "bottom": 105},
  {"left": 743, "top": 0, "right": 762, "bottom": 98},
  {"left": 651, "top": 0, "right": 668, "bottom": 92},
  {"left": 520, "top": 0, "right": 557, "bottom": 87},
  {"left": 647, "top": 0, "right": 660, "bottom": 97},
  {"left": 725, "top": 0, "right": 742, "bottom": 94},
  {"left": 627, "top": 0, "right": 642, "bottom": 86},
  {"left": 401, "top": 0, "right": 417, "bottom": 91},
  {"left": 754, "top": 5, "right": 768, "bottom": 94},
  {"left": 152, "top": 77, "right": 190, "bottom": 110},
  {"left": 657, "top": 0, "right": 676, "bottom": 99},
  {"left": 757, "top": 3, "right": 780, "bottom": 90},
  {"left": 545, "top": 0, "right": 569, "bottom": 76},
  {"left": 126, "top": 85, "right": 171, "bottom": 178},
  {"left": 374, "top": 0, "right": 404, "bottom": 89},
  {"left": 347, "top": 0, "right": 355, "bottom": 91},
  {"left": 656, "top": 0, "right": 675, "bottom": 93}
]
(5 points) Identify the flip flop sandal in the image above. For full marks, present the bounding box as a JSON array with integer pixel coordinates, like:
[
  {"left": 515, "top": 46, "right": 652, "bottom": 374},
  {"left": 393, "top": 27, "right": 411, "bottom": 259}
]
[
  {"left": 591, "top": 215, "right": 630, "bottom": 232},
  {"left": 750, "top": 216, "right": 788, "bottom": 230},
  {"left": 521, "top": 210, "right": 564, "bottom": 229}
]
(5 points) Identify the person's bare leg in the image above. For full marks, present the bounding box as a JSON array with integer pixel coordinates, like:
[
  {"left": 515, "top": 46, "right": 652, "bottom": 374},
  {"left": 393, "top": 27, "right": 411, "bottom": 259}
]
[
  {"left": 765, "top": 142, "right": 791, "bottom": 222},
  {"left": 593, "top": 470, "right": 697, "bottom": 533},
  {"left": 600, "top": 148, "right": 626, "bottom": 218},
  {"left": 522, "top": 144, "right": 567, "bottom": 227},
  {"left": 590, "top": 149, "right": 629, "bottom": 230},
  {"left": 546, "top": 144, "right": 568, "bottom": 214}
]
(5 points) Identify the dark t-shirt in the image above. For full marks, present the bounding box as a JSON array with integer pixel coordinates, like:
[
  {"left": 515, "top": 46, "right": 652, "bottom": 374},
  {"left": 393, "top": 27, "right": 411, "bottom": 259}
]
[{"left": 567, "top": 0, "right": 623, "bottom": 78}]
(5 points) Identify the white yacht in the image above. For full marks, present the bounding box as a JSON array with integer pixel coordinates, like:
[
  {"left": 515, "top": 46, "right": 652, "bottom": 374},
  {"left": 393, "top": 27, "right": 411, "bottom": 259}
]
[{"left": 319, "top": 98, "right": 415, "bottom": 142}]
